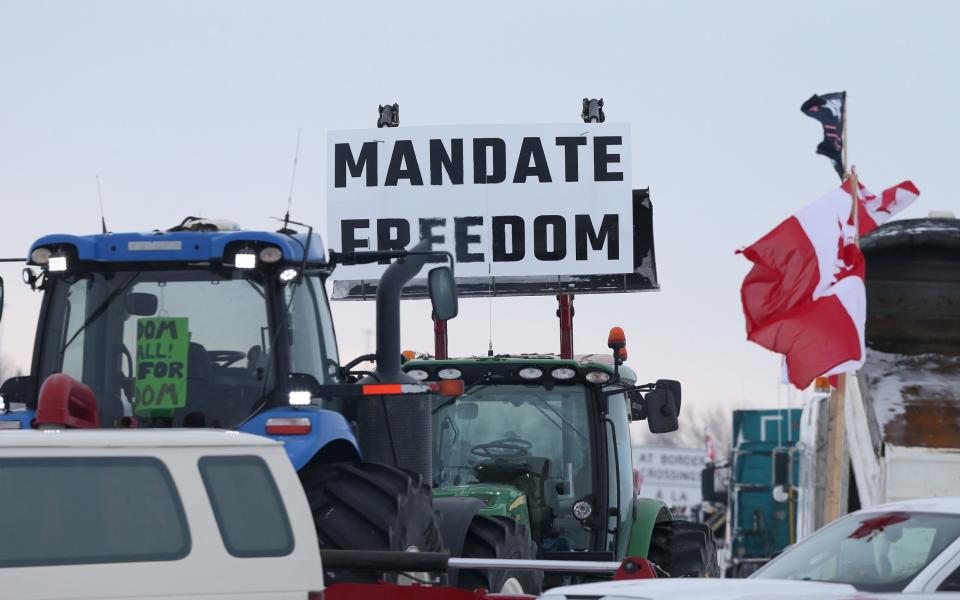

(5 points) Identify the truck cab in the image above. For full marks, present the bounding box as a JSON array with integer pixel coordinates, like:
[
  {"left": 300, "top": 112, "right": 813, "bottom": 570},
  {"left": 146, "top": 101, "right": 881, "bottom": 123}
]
[{"left": 0, "top": 429, "right": 325, "bottom": 600}]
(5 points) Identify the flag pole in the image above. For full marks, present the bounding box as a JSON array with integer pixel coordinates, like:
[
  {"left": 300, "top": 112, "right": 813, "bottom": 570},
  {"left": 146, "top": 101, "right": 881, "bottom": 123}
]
[{"left": 824, "top": 96, "right": 858, "bottom": 525}]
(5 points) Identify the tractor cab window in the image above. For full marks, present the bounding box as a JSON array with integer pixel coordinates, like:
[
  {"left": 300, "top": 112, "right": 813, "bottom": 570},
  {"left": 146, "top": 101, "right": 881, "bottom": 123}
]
[
  {"left": 432, "top": 385, "right": 596, "bottom": 553},
  {"left": 282, "top": 274, "right": 340, "bottom": 389},
  {"left": 39, "top": 269, "right": 336, "bottom": 429}
]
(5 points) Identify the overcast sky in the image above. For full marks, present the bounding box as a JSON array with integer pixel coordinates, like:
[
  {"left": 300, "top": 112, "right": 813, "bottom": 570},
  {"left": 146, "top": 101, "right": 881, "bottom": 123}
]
[{"left": 1, "top": 1, "right": 955, "bottom": 425}]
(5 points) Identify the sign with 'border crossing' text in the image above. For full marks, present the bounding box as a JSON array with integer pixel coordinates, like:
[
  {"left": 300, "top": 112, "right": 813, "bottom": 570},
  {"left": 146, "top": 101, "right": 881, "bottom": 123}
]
[{"left": 327, "top": 123, "right": 656, "bottom": 299}]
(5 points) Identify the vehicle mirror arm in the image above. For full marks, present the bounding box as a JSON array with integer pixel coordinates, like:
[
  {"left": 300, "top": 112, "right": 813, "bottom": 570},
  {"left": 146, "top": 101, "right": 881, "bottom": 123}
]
[
  {"left": 328, "top": 249, "right": 455, "bottom": 273},
  {"left": 342, "top": 353, "right": 377, "bottom": 373},
  {"left": 601, "top": 382, "right": 655, "bottom": 398}
]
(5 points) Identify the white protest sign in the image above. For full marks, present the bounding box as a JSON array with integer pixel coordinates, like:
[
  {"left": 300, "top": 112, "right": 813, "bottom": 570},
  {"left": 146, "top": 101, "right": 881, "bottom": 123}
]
[
  {"left": 327, "top": 123, "right": 634, "bottom": 298},
  {"left": 633, "top": 445, "right": 706, "bottom": 508}
]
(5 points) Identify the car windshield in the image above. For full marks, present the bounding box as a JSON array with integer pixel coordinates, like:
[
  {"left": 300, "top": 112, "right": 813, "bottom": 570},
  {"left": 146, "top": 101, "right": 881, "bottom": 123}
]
[
  {"left": 753, "top": 510, "right": 960, "bottom": 592},
  {"left": 432, "top": 384, "right": 595, "bottom": 552},
  {"left": 39, "top": 268, "right": 338, "bottom": 429}
]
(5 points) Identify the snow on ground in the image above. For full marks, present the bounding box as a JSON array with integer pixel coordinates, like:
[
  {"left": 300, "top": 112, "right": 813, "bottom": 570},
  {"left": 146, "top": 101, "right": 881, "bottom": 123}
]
[{"left": 862, "top": 348, "right": 960, "bottom": 449}]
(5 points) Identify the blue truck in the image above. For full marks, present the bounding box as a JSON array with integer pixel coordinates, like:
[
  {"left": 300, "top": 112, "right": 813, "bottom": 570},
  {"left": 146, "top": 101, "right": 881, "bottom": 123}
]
[{"left": 701, "top": 408, "right": 801, "bottom": 578}]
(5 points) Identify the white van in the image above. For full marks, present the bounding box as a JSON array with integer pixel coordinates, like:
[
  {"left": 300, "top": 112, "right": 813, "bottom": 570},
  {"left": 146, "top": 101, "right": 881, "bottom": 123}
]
[{"left": 0, "top": 429, "right": 325, "bottom": 600}]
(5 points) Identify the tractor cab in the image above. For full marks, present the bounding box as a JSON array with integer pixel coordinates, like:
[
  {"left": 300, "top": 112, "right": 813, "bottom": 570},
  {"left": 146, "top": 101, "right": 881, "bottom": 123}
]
[
  {"left": 404, "top": 330, "right": 682, "bottom": 560},
  {"left": 0, "top": 219, "right": 481, "bottom": 591},
  {"left": 0, "top": 219, "right": 341, "bottom": 431}
]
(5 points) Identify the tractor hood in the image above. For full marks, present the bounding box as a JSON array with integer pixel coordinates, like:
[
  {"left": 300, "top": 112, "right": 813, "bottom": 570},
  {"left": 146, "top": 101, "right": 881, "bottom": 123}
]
[
  {"left": 433, "top": 483, "right": 530, "bottom": 524},
  {"left": 540, "top": 578, "right": 858, "bottom": 600}
]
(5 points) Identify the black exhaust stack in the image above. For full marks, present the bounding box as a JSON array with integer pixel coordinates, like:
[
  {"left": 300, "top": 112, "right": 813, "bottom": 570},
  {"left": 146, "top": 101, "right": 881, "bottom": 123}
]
[{"left": 357, "top": 237, "right": 437, "bottom": 481}]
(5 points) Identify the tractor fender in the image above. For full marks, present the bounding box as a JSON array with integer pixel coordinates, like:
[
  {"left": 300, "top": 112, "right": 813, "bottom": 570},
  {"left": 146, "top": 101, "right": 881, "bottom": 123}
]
[
  {"left": 624, "top": 497, "right": 673, "bottom": 558},
  {"left": 238, "top": 406, "right": 360, "bottom": 471},
  {"left": 433, "top": 496, "right": 487, "bottom": 583}
]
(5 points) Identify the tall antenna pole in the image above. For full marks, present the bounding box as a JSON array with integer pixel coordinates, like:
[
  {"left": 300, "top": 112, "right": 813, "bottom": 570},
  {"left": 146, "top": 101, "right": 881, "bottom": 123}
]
[
  {"left": 95, "top": 175, "right": 108, "bottom": 234},
  {"left": 283, "top": 128, "right": 302, "bottom": 230}
]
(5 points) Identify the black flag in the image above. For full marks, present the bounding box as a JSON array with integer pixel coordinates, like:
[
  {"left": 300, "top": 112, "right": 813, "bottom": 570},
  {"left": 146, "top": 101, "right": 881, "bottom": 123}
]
[{"left": 801, "top": 92, "right": 846, "bottom": 179}]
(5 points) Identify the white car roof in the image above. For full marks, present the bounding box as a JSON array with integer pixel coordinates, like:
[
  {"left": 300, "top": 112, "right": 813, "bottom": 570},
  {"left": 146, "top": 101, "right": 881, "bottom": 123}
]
[
  {"left": 858, "top": 496, "right": 960, "bottom": 515},
  {"left": 0, "top": 429, "right": 279, "bottom": 448},
  {"left": 541, "top": 578, "right": 858, "bottom": 599}
]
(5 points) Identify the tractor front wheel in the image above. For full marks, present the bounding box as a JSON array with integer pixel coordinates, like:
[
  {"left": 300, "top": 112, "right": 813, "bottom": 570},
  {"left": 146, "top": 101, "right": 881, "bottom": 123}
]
[
  {"left": 299, "top": 461, "right": 443, "bottom": 584},
  {"left": 455, "top": 515, "right": 542, "bottom": 594},
  {"left": 647, "top": 519, "right": 720, "bottom": 578}
]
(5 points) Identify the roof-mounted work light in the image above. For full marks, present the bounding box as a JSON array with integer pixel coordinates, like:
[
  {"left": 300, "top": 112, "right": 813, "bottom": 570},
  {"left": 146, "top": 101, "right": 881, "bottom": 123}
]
[
  {"left": 288, "top": 390, "right": 312, "bottom": 406},
  {"left": 30, "top": 247, "right": 52, "bottom": 265},
  {"left": 278, "top": 268, "right": 299, "bottom": 283},
  {"left": 48, "top": 254, "right": 69, "bottom": 273},
  {"left": 234, "top": 249, "right": 256, "bottom": 270},
  {"left": 259, "top": 246, "right": 283, "bottom": 264}
]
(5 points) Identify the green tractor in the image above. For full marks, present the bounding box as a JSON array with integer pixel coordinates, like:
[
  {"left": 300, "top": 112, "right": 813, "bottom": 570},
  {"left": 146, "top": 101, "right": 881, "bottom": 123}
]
[{"left": 402, "top": 330, "right": 719, "bottom": 590}]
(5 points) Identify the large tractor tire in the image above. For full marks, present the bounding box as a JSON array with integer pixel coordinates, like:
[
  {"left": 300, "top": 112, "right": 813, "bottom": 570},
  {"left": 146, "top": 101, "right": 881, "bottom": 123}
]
[
  {"left": 299, "top": 461, "right": 443, "bottom": 584},
  {"left": 647, "top": 519, "right": 720, "bottom": 578},
  {"left": 456, "top": 515, "right": 542, "bottom": 594}
]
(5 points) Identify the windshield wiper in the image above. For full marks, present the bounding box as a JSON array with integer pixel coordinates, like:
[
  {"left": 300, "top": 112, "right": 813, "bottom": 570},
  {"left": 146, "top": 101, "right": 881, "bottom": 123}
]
[{"left": 60, "top": 272, "right": 141, "bottom": 356}]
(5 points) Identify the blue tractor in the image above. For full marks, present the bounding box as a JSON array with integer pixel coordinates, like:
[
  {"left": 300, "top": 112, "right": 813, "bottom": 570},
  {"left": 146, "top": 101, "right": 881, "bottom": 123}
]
[{"left": 0, "top": 217, "right": 462, "bottom": 583}]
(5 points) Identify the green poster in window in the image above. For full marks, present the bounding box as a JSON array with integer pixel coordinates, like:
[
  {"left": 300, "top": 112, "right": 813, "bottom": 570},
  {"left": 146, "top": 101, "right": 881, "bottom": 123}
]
[{"left": 134, "top": 317, "right": 189, "bottom": 413}]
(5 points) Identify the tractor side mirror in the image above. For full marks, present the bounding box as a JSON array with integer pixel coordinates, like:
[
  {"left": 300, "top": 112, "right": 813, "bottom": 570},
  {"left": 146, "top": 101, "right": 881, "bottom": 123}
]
[
  {"left": 655, "top": 379, "right": 681, "bottom": 415},
  {"left": 428, "top": 266, "right": 458, "bottom": 321},
  {"left": 125, "top": 292, "right": 158, "bottom": 317},
  {"left": 644, "top": 388, "right": 679, "bottom": 434}
]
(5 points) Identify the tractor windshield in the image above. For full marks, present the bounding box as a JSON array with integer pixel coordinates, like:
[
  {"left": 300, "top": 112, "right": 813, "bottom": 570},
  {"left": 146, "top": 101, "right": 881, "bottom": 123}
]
[
  {"left": 432, "top": 384, "right": 596, "bottom": 552},
  {"left": 36, "top": 268, "right": 338, "bottom": 428}
]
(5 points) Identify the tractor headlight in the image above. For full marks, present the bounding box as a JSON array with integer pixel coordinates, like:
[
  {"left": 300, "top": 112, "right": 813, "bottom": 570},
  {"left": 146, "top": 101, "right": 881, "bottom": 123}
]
[
  {"left": 278, "top": 268, "right": 299, "bottom": 283},
  {"left": 438, "top": 368, "right": 462, "bottom": 380},
  {"left": 407, "top": 369, "right": 429, "bottom": 381},
  {"left": 288, "top": 391, "right": 312, "bottom": 406},
  {"left": 572, "top": 499, "right": 593, "bottom": 521},
  {"left": 48, "top": 254, "right": 68, "bottom": 273},
  {"left": 518, "top": 367, "right": 543, "bottom": 380},
  {"left": 234, "top": 250, "right": 256, "bottom": 269},
  {"left": 30, "top": 247, "right": 52, "bottom": 265},
  {"left": 585, "top": 371, "right": 610, "bottom": 384},
  {"left": 259, "top": 246, "right": 283, "bottom": 264}
]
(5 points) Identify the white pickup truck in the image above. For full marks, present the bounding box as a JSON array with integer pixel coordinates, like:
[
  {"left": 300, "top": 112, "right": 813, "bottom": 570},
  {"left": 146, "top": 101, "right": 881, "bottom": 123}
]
[{"left": 0, "top": 429, "right": 325, "bottom": 600}]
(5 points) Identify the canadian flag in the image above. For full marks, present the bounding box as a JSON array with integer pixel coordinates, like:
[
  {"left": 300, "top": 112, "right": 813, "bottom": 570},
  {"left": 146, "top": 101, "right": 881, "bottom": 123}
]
[{"left": 740, "top": 179, "right": 919, "bottom": 389}]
